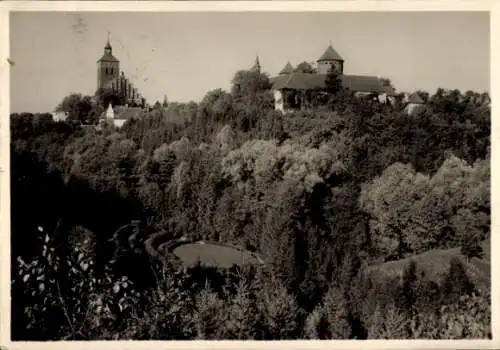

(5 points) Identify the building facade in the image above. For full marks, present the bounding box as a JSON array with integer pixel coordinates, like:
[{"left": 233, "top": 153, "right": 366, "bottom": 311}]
[
  {"left": 270, "top": 44, "right": 395, "bottom": 113},
  {"left": 96, "top": 37, "right": 145, "bottom": 107}
]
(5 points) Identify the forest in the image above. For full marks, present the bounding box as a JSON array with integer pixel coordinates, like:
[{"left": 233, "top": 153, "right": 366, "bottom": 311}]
[{"left": 10, "top": 68, "right": 491, "bottom": 340}]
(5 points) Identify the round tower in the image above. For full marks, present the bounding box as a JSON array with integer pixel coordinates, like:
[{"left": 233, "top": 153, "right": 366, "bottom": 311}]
[{"left": 317, "top": 43, "right": 344, "bottom": 75}]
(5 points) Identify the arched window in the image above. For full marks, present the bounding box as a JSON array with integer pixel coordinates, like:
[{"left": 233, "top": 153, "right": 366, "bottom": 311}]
[
  {"left": 110, "top": 68, "right": 114, "bottom": 75},
  {"left": 105, "top": 67, "right": 108, "bottom": 74}
]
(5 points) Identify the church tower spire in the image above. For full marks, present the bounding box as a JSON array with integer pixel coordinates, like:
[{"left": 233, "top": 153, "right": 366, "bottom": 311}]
[
  {"left": 252, "top": 54, "right": 261, "bottom": 73},
  {"left": 97, "top": 32, "right": 120, "bottom": 91},
  {"left": 104, "top": 31, "right": 112, "bottom": 55}
]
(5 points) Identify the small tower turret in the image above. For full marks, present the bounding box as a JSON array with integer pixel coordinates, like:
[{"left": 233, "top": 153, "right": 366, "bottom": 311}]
[
  {"left": 279, "top": 61, "right": 294, "bottom": 75},
  {"left": 316, "top": 42, "right": 344, "bottom": 75}
]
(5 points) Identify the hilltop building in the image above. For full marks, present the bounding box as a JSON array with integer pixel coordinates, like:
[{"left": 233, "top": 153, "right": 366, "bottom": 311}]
[
  {"left": 96, "top": 35, "right": 150, "bottom": 128},
  {"left": 97, "top": 36, "right": 145, "bottom": 107},
  {"left": 403, "top": 92, "right": 426, "bottom": 116},
  {"left": 270, "top": 44, "right": 396, "bottom": 113}
]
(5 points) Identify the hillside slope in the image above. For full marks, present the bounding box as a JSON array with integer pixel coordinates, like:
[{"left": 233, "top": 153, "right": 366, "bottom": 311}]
[{"left": 368, "top": 240, "right": 490, "bottom": 290}]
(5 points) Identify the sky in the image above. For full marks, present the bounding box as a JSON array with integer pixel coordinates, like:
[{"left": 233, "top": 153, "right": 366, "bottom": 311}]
[{"left": 10, "top": 11, "right": 490, "bottom": 113}]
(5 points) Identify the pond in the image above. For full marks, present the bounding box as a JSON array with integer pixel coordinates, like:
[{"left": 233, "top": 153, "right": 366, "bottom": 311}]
[{"left": 171, "top": 241, "right": 263, "bottom": 269}]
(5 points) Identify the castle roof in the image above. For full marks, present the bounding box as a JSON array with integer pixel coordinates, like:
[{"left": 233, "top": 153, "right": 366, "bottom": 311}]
[
  {"left": 317, "top": 44, "right": 343, "bottom": 62},
  {"left": 279, "top": 62, "right": 294, "bottom": 75},
  {"left": 271, "top": 73, "right": 389, "bottom": 94}
]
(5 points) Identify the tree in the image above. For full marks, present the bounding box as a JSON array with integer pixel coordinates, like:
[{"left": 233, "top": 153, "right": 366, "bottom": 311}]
[
  {"left": 359, "top": 162, "right": 431, "bottom": 258},
  {"left": 55, "top": 93, "right": 93, "bottom": 124},
  {"left": 380, "top": 78, "right": 396, "bottom": 94},
  {"left": 199, "top": 89, "right": 234, "bottom": 123},
  {"left": 95, "top": 88, "right": 125, "bottom": 109},
  {"left": 231, "top": 70, "right": 272, "bottom": 99},
  {"left": 259, "top": 281, "right": 302, "bottom": 339},
  {"left": 399, "top": 260, "right": 418, "bottom": 316},
  {"left": 441, "top": 258, "right": 475, "bottom": 305},
  {"left": 294, "top": 61, "right": 315, "bottom": 74},
  {"left": 325, "top": 65, "right": 343, "bottom": 97},
  {"left": 460, "top": 231, "right": 484, "bottom": 263}
]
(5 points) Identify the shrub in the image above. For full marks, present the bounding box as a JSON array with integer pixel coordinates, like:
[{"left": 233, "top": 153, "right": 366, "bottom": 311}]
[{"left": 12, "top": 228, "right": 141, "bottom": 340}]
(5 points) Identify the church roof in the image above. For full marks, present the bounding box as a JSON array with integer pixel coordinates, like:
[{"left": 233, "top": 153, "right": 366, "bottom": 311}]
[
  {"left": 279, "top": 62, "right": 294, "bottom": 75},
  {"left": 406, "top": 92, "right": 425, "bottom": 104},
  {"left": 317, "top": 44, "right": 343, "bottom": 62},
  {"left": 97, "top": 53, "right": 119, "bottom": 63},
  {"left": 114, "top": 106, "right": 144, "bottom": 119},
  {"left": 271, "top": 73, "right": 388, "bottom": 93}
]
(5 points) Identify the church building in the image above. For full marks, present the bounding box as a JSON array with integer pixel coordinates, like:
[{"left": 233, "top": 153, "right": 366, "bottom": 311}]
[
  {"left": 270, "top": 44, "right": 395, "bottom": 113},
  {"left": 97, "top": 36, "right": 145, "bottom": 107}
]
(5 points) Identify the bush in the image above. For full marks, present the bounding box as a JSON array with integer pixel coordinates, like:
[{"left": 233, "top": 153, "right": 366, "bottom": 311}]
[{"left": 12, "top": 228, "right": 141, "bottom": 340}]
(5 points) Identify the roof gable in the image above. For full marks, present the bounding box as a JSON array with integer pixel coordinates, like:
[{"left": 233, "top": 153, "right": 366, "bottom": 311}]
[
  {"left": 317, "top": 45, "right": 343, "bottom": 62},
  {"left": 407, "top": 92, "right": 425, "bottom": 104}
]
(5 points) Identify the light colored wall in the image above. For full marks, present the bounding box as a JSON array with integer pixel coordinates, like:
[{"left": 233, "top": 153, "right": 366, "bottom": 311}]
[
  {"left": 52, "top": 111, "right": 68, "bottom": 121},
  {"left": 405, "top": 103, "right": 426, "bottom": 116},
  {"left": 273, "top": 90, "right": 284, "bottom": 112},
  {"left": 378, "top": 93, "right": 387, "bottom": 104},
  {"left": 354, "top": 91, "right": 373, "bottom": 98},
  {"left": 317, "top": 60, "right": 342, "bottom": 74},
  {"left": 106, "top": 103, "right": 114, "bottom": 119},
  {"left": 113, "top": 119, "right": 126, "bottom": 128}
]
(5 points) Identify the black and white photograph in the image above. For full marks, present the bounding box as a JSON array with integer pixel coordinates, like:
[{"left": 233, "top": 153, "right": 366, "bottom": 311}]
[{"left": 3, "top": 3, "right": 493, "bottom": 342}]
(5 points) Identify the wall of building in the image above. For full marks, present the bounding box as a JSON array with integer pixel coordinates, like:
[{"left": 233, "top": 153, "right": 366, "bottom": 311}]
[
  {"left": 97, "top": 61, "right": 120, "bottom": 90},
  {"left": 273, "top": 90, "right": 284, "bottom": 112},
  {"left": 317, "top": 60, "right": 342, "bottom": 74},
  {"left": 405, "top": 103, "right": 426, "bottom": 116}
]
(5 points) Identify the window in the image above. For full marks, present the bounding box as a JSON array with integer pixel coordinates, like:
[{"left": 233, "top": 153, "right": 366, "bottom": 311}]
[
  {"left": 105, "top": 67, "right": 108, "bottom": 74},
  {"left": 110, "top": 68, "right": 113, "bottom": 75}
]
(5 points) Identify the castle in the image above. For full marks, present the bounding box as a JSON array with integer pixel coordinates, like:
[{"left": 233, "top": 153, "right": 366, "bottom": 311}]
[
  {"left": 97, "top": 36, "right": 145, "bottom": 107},
  {"left": 269, "top": 44, "right": 396, "bottom": 113}
]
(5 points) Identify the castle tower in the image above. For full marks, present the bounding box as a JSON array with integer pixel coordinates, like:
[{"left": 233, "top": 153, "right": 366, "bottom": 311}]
[
  {"left": 279, "top": 61, "right": 294, "bottom": 75},
  {"left": 97, "top": 33, "right": 120, "bottom": 90},
  {"left": 316, "top": 43, "right": 344, "bottom": 75}
]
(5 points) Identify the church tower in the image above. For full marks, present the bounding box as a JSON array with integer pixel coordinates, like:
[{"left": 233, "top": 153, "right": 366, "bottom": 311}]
[{"left": 97, "top": 33, "right": 120, "bottom": 91}]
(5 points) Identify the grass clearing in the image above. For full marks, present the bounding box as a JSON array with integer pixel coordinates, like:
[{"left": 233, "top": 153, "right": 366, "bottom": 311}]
[{"left": 369, "top": 240, "right": 490, "bottom": 289}]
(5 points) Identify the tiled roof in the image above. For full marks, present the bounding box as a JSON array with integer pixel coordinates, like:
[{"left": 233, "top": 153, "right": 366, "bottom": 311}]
[
  {"left": 97, "top": 53, "right": 119, "bottom": 62},
  {"left": 279, "top": 62, "right": 295, "bottom": 75},
  {"left": 114, "top": 106, "right": 144, "bottom": 119},
  {"left": 271, "top": 73, "right": 387, "bottom": 93},
  {"left": 317, "top": 45, "right": 343, "bottom": 62}
]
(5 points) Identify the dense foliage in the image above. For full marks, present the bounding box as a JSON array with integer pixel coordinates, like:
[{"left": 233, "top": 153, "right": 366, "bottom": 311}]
[{"left": 11, "top": 69, "right": 491, "bottom": 339}]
